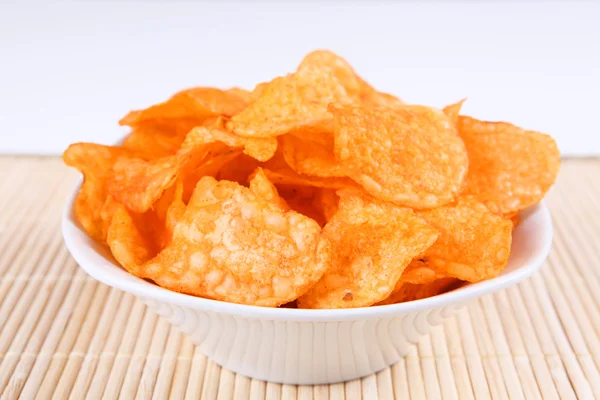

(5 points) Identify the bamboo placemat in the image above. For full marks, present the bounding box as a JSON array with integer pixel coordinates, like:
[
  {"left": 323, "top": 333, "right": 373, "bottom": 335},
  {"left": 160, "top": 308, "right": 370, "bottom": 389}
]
[{"left": 0, "top": 157, "right": 599, "bottom": 399}]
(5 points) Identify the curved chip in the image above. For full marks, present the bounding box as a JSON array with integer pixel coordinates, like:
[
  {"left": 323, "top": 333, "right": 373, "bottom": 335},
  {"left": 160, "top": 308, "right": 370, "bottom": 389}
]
[
  {"left": 108, "top": 125, "right": 245, "bottom": 213},
  {"left": 231, "top": 50, "right": 398, "bottom": 138},
  {"left": 119, "top": 87, "right": 251, "bottom": 129},
  {"left": 442, "top": 99, "right": 466, "bottom": 127},
  {"left": 417, "top": 196, "right": 513, "bottom": 282},
  {"left": 248, "top": 168, "right": 290, "bottom": 211},
  {"left": 182, "top": 118, "right": 277, "bottom": 162},
  {"left": 377, "top": 277, "right": 460, "bottom": 305},
  {"left": 281, "top": 132, "right": 348, "bottom": 178},
  {"left": 458, "top": 116, "right": 560, "bottom": 215},
  {"left": 107, "top": 205, "right": 158, "bottom": 275},
  {"left": 329, "top": 104, "right": 468, "bottom": 208},
  {"left": 297, "top": 193, "right": 439, "bottom": 308},
  {"left": 139, "top": 177, "right": 331, "bottom": 306},
  {"left": 277, "top": 186, "right": 327, "bottom": 227},
  {"left": 216, "top": 154, "right": 260, "bottom": 184},
  {"left": 63, "top": 143, "right": 135, "bottom": 241},
  {"left": 121, "top": 126, "right": 186, "bottom": 160}
]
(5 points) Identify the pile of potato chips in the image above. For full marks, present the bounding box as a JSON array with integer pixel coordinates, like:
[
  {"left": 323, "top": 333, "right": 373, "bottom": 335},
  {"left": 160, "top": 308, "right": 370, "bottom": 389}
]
[{"left": 63, "top": 50, "right": 560, "bottom": 308}]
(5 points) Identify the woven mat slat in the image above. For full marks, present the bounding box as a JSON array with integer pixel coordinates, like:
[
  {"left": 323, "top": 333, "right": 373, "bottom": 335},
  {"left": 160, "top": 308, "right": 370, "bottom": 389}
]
[{"left": 0, "top": 157, "right": 599, "bottom": 399}]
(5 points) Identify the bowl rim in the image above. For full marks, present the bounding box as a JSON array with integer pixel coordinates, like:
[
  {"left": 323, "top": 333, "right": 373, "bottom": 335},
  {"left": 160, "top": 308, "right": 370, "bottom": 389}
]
[{"left": 62, "top": 178, "right": 553, "bottom": 322}]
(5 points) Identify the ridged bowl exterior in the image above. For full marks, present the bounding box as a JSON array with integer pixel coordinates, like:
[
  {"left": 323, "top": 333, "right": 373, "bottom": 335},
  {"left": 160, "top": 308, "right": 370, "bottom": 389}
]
[{"left": 143, "top": 298, "right": 464, "bottom": 384}]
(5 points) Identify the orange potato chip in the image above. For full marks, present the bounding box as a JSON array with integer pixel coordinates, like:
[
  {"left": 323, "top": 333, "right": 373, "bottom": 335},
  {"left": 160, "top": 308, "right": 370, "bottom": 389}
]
[
  {"left": 277, "top": 186, "right": 327, "bottom": 227},
  {"left": 63, "top": 143, "right": 135, "bottom": 241},
  {"left": 108, "top": 183, "right": 186, "bottom": 273},
  {"left": 297, "top": 193, "right": 439, "bottom": 308},
  {"left": 401, "top": 259, "right": 449, "bottom": 285},
  {"left": 312, "top": 189, "right": 339, "bottom": 223},
  {"left": 281, "top": 132, "right": 348, "bottom": 178},
  {"left": 181, "top": 118, "right": 277, "bottom": 162},
  {"left": 216, "top": 154, "right": 261, "bottom": 184},
  {"left": 99, "top": 196, "right": 121, "bottom": 240},
  {"left": 261, "top": 151, "right": 357, "bottom": 191},
  {"left": 231, "top": 50, "right": 397, "bottom": 138},
  {"left": 360, "top": 89, "right": 404, "bottom": 110},
  {"left": 139, "top": 177, "right": 331, "bottom": 306},
  {"left": 377, "top": 277, "right": 460, "bottom": 305},
  {"left": 329, "top": 104, "right": 468, "bottom": 208},
  {"left": 107, "top": 205, "right": 157, "bottom": 275},
  {"left": 121, "top": 126, "right": 186, "bottom": 160},
  {"left": 298, "top": 51, "right": 403, "bottom": 109},
  {"left": 108, "top": 126, "right": 246, "bottom": 213},
  {"left": 248, "top": 168, "right": 290, "bottom": 211},
  {"left": 458, "top": 116, "right": 560, "bottom": 215},
  {"left": 417, "top": 196, "right": 512, "bottom": 282},
  {"left": 120, "top": 87, "right": 251, "bottom": 130},
  {"left": 442, "top": 99, "right": 466, "bottom": 127}
]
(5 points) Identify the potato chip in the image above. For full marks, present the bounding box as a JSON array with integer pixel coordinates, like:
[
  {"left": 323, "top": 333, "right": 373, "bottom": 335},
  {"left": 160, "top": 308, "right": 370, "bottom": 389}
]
[
  {"left": 99, "top": 196, "right": 120, "bottom": 240},
  {"left": 298, "top": 51, "right": 403, "bottom": 109},
  {"left": 360, "top": 89, "right": 404, "bottom": 110},
  {"left": 63, "top": 143, "right": 135, "bottom": 241},
  {"left": 121, "top": 126, "right": 186, "bottom": 160},
  {"left": 377, "top": 278, "right": 460, "bottom": 305},
  {"left": 120, "top": 87, "right": 251, "bottom": 130},
  {"left": 458, "top": 116, "right": 560, "bottom": 215},
  {"left": 442, "top": 99, "right": 466, "bottom": 127},
  {"left": 107, "top": 205, "right": 157, "bottom": 275},
  {"left": 248, "top": 168, "right": 290, "bottom": 210},
  {"left": 108, "top": 130, "right": 237, "bottom": 213},
  {"left": 231, "top": 50, "right": 395, "bottom": 138},
  {"left": 140, "top": 177, "right": 331, "bottom": 306},
  {"left": 312, "top": 189, "right": 339, "bottom": 222},
  {"left": 277, "top": 186, "right": 327, "bottom": 227},
  {"left": 401, "top": 259, "right": 449, "bottom": 284},
  {"left": 181, "top": 118, "right": 277, "bottom": 162},
  {"left": 417, "top": 196, "right": 512, "bottom": 282},
  {"left": 297, "top": 193, "right": 439, "bottom": 308},
  {"left": 217, "top": 154, "right": 261, "bottom": 184},
  {"left": 281, "top": 132, "right": 348, "bottom": 178},
  {"left": 329, "top": 104, "right": 468, "bottom": 208}
]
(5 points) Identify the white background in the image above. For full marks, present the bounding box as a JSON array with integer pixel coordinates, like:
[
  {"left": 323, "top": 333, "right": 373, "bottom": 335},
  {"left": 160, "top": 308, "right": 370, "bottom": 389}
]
[{"left": 1, "top": 1, "right": 599, "bottom": 156}]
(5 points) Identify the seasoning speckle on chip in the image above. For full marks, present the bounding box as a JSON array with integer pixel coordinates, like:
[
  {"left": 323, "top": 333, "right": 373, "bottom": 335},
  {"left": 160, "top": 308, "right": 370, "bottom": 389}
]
[{"left": 64, "top": 49, "right": 560, "bottom": 308}]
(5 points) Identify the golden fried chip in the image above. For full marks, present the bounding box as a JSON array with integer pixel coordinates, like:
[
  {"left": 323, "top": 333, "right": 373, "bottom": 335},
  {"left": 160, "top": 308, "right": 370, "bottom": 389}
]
[
  {"left": 329, "top": 104, "right": 468, "bottom": 208},
  {"left": 119, "top": 87, "right": 251, "bottom": 130},
  {"left": 231, "top": 50, "right": 391, "bottom": 138},
  {"left": 107, "top": 133, "right": 233, "bottom": 213},
  {"left": 298, "top": 51, "right": 402, "bottom": 109},
  {"left": 281, "top": 132, "right": 348, "bottom": 178},
  {"left": 181, "top": 118, "right": 277, "bottom": 162},
  {"left": 217, "top": 154, "right": 261, "bottom": 184},
  {"left": 99, "top": 196, "right": 120, "bottom": 240},
  {"left": 442, "top": 99, "right": 466, "bottom": 127},
  {"left": 140, "top": 177, "right": 331, "bottom": 306},
  {"left": 312, "top": 189, "right": 339, "bottom": 222},
  {"left": 107, "top": 205, "right": 157, "bottom": 275},
  {"left": 249, "top": 168, "right": 290, "bottom": 210},
  {"left": 63, "top": 143, "right": 135, "bottom": 241},
  {"left": 417, "top": 196, "right": 512, "bottom": 282},
  {"left": 121, "top": 126, "right": 186, "bottom": 160},
  {"left": 297, "top": 193, "right": 439, "bottom": 308},
  {"left": 458, "top": 116, "right": 560, "bottom": 215},
  {"left": 377, "top": 278, "right": 460, "bottom": 305},
  {"left": 361, "top": 90, "right": 404, "bottom": 110},
  {"left": 402, "top": 259, "right": 449, "bottom": 284},
  {"left": 277, "top": 186, "right": 326, "bottom": 226}
]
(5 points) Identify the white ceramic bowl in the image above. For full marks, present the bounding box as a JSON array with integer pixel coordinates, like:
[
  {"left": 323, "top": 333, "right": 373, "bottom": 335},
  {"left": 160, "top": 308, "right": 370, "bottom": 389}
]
[{"left": 62, "top": 182, "right": 553, "bottom": 385}]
